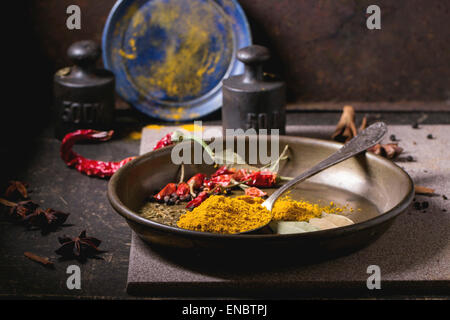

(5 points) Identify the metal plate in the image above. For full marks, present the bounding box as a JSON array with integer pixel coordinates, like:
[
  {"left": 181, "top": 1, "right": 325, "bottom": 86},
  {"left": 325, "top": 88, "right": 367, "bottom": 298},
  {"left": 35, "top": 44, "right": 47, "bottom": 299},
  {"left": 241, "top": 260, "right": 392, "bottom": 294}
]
[
  {"left": 108, "top": 135, "right": 414, "bottom": 262},
  {"left": 102, "top": 0, "right": 251, "bottom": 121}
]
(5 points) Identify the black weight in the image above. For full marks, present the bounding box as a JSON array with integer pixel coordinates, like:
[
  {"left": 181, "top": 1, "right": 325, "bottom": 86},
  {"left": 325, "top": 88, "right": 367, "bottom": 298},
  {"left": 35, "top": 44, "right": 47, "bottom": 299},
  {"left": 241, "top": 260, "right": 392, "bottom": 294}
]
[
  {"left": 54, "top": 40, "right": 115, "bottom": 139},
  {"left": 222, "top": 45, "right": 286, "bottom": 135}
]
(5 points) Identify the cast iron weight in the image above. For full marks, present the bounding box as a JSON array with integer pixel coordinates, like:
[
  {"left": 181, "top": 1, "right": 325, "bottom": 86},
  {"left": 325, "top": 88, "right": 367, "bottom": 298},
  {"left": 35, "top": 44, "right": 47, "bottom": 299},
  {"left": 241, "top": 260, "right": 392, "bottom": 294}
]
[
  {"left": 54, "top": 40, "right": 115, "bottom": 140},
  {"left": 222, "top": 45, "right": 286, "bottom": 135}
]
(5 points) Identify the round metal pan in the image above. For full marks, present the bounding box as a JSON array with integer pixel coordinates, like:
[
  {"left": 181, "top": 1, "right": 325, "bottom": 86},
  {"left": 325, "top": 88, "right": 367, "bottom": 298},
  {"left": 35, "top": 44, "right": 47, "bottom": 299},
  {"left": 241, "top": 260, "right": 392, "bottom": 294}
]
[{"left": 108, "top": 136, "right": 414, "bottom": 263}]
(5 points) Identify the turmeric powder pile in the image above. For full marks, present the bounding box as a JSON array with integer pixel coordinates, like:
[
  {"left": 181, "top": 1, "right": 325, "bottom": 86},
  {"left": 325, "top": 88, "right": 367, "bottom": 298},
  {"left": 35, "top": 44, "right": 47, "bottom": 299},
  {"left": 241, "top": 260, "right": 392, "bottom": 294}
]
[
  {"left": 176, "top": 194, "right": 349, "bottom": 234},
  {"left": 177, "top": 195, "right": 271, "bottom": 234},
  {"left": 272, "top": 195, "right": 345, "bottom": 222}
]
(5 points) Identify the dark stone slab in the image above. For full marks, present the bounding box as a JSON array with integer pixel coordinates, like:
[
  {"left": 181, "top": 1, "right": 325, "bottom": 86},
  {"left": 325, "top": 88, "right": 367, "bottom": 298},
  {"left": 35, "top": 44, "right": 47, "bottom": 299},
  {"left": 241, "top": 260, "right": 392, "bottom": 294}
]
[
  {"left": 127, "top": 125, "right": 450, "bottom": 298},
  {"left": 0, "top": 117, "right": 448, "bottom": 299}
]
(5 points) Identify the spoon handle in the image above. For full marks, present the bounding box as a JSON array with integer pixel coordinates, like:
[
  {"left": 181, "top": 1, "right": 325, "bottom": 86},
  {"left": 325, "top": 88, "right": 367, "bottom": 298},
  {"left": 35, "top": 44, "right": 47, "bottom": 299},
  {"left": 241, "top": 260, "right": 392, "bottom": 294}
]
[{"left": 261, "top": 122, "right": 387, "bottom": 211}]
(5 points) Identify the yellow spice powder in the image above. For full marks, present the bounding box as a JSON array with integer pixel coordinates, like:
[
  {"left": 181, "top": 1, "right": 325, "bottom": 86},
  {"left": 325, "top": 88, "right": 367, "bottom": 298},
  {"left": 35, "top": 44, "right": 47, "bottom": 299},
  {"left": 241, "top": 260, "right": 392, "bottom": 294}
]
[
  {"left": 177, "top": 195, "right": 349, "bottom": 234},
  {"left": 177, "top": 195, "right": 271, "bottom": 234},
  {"left": 272, "top": 195, "right": 345, "bottom": 221}
]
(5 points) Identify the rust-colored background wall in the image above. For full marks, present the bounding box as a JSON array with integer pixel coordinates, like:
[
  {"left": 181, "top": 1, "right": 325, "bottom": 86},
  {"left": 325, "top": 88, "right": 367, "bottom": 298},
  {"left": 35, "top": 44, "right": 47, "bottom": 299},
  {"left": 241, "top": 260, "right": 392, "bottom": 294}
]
[{"left": 27, "top": 0, "right": 450, "bottom": 104}]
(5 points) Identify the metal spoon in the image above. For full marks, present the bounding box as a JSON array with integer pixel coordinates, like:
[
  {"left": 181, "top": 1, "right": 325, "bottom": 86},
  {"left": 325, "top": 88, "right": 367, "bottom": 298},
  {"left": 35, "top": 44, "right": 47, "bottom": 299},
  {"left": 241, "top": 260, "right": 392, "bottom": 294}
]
[{"left": 239, "top": 121, "right": 387, "bottom": 234}]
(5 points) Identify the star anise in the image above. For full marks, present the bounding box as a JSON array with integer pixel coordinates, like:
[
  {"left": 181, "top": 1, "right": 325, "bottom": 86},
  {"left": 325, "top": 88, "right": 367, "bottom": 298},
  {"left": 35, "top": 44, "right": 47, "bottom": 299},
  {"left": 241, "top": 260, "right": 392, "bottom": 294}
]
[
  {"left": 0, "top": 198, "right": 38, "bottom": 220},
  {"left": 23, "top": 208, "right": 70, "bottom": 234},
  {"left": 4, "top": 181, "right": 29, "bottom": 201},
  {"left": 10, "top": 200, "right": 40, "bottom": 220},
  {"left": 55, "top": 230, "right": 104, "bottom": 262},
  {"left": 367, "top": 143, "right": 403, "bottom": 159}
]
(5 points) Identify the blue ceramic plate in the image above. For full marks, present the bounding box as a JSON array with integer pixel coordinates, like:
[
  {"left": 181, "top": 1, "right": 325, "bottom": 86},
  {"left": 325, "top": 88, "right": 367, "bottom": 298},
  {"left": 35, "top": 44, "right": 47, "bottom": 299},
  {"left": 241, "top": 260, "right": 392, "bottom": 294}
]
[{"left": 102, "top": 0, "right": 251, "bottom": 121}]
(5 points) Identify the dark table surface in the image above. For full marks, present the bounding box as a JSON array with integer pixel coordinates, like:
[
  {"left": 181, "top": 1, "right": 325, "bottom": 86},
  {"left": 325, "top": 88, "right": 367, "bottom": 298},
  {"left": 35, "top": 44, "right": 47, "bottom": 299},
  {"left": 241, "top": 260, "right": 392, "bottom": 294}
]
[{"left": 0, "top": 110, "right": 449, "bottom": 299}]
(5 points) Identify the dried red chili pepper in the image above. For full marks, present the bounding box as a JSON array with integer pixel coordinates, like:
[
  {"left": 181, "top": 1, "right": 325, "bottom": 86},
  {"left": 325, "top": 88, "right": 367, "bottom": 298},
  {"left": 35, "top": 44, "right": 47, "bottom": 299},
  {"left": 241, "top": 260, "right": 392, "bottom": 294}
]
[
  {"left": 187, "top": 173, "right": 206, "bottom": 189},
  {"left": 187, "top": 173, "right": 206, "bottom": 197},
  {"left": 202, "top": 178, "right": 214, "bottom": 190},
  {"left": 210, "top": 174, "right": 233, "bottom": 187},
  {"left": 245, "top": 171, "right": 278, "bottom": 187},
  {"left": 154, "top": 183, "right": 177, "bottom": 202},
  {"left": 60, "top": 130, "right": 135, "bottom": 178},
  {"left": 153, "top": 132, "right": 174, "bottom": 150},
  {"left": 245, "top": 187, "right": 268, "bottom": 198},
  {"left": 186, "top": 191, "right": 209, "bottom": 210},
  {"left": 211, "top": 166, "right": 236, "bottom": 178},
  {"left": 232, "top": 169, "right": 278, "bottom": 187},
  {"left": 176, "top": 182, "right": 190, "bottom": 197},
  {"left": 232, "top": 169, "right": 250, "bottom": 182}
]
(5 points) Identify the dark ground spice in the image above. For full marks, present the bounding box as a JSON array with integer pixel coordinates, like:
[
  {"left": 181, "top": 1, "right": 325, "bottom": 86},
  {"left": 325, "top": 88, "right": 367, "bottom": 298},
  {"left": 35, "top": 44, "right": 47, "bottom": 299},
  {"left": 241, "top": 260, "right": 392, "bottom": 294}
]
[{"left": 139, "top": 202, "right": 187, "bottom": 227}]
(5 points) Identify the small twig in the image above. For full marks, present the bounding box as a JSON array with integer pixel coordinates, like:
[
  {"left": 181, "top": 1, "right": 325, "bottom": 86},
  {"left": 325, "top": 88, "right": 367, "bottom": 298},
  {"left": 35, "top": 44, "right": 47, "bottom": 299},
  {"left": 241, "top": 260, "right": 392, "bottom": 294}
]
[
  {"left": 359, "top": 116, "right": 367, "bottom": 131},
  {"left": 415, "top": 185, "right": 435, "bottom": 195},
  {"left": 267, "top": 145, "right": 290, "bottom": 173},
  {"left": 24, "top": 252, "right": 54, "bottom": 268},
  {"left": 59, "top": 196, "right": 68, "bottom": 206},
  {"left": 178, "top": 163, "right": 185, "bottom": 184},
  {"left": 0, "top": 197, "right": 17, "bottom": 207},
  {"left": 332, "top": 106, "right": 358, "bottom": 142},
  {"left": 230, "top": 178, "right": 249, "bottom": 191}
]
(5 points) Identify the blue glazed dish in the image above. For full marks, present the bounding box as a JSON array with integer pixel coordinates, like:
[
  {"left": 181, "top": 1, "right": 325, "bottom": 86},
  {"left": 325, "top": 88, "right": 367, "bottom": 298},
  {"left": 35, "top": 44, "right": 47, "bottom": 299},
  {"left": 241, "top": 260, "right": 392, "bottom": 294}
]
[{"left": 102, "top": 0, "right": 252, "bottom": 121}]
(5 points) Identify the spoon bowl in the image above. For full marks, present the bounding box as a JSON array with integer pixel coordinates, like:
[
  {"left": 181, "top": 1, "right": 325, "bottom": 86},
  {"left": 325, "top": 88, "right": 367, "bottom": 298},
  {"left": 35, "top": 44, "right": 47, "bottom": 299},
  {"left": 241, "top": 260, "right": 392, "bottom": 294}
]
[{"left": 239, "top": 122, "right": 387, "bottom": 234}]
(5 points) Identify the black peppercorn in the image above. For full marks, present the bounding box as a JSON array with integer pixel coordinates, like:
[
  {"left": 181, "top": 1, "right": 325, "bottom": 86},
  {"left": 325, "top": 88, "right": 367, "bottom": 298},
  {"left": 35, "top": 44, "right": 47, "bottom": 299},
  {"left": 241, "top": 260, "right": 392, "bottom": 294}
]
[
  {"left": 427, "top": 134, "right": 433, "bottom": 139},
  {"left": 412, "top": 122, "right": 419, "bottom": 129},
  {"left": 422, "top": 201, "right": 429, "bottom": 209},
  {"left": 407, "top": 155, "right": 414, "bottom": 162},
  {"left": 413, "top": 202, "right": 422, "bottom": 210},
  {"left": 390, "top": 134, "right": 396, "bottom": 141}
]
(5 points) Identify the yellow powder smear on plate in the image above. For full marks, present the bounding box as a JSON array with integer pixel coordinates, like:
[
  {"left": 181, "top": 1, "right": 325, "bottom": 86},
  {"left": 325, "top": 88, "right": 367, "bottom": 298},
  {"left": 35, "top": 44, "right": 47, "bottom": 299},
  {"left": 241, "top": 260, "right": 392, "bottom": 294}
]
[
  {"left": 272, "top": 196, "right": 348, "bottom": 222},
  {"left": 145, "top": 124, "right": 165, "bottom": 130},
  {"left": 179, "top": 123, "right": 204, "bottom": 132}
]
